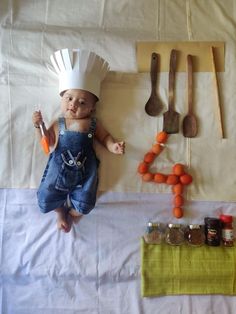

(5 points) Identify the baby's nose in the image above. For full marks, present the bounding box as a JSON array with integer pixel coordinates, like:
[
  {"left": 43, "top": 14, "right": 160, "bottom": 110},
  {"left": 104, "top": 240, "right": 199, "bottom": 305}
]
[{"left": 69, "top": 100, "right": 77, "bottom": 108}]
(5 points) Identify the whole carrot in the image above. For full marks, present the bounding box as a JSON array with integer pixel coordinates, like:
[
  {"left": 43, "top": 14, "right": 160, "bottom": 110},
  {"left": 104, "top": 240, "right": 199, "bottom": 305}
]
[{"left": 39, "top": 123, "right": 50, "bottom": 155}]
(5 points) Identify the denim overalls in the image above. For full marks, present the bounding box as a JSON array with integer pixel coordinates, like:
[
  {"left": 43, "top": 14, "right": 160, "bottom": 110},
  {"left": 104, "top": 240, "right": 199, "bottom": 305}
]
[{"left": 37, "top": 117, "right": 99, "bottom": 215}]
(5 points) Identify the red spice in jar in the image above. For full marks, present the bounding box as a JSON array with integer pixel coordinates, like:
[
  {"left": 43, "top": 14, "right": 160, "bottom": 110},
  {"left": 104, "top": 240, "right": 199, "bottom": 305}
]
[{"left": 220, "top": 214, "right": 234, "bottom": 247}]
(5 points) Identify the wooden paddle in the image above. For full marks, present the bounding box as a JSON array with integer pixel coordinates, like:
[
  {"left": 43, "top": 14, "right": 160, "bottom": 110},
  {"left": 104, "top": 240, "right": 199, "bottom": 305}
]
[
  {"left": 182, "top": 55, "right": 198, "bottom": 138},
  {"left": 163, "top": 49, "right": 180, "bottom": 133}
]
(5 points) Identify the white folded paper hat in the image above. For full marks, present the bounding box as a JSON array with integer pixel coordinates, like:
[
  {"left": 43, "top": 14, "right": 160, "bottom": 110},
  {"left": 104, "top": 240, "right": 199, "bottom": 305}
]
[{"left": 49, "top": 48, "right": 110, "bottom": 99}]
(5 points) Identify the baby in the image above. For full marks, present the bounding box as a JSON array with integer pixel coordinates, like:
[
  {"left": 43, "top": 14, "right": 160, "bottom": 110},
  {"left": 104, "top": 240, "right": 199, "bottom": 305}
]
[{"left": 32, "top": 49, "right": 125, "bottom": 232}]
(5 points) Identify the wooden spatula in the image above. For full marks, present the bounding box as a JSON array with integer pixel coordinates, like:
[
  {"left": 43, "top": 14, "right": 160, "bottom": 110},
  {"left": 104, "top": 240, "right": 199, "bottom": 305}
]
[
  {"left": 182, "top": 55, "right": 198, "bottom": 138},
  {"left": 163, "top": 49, "right": 180, "bottom": 133}
]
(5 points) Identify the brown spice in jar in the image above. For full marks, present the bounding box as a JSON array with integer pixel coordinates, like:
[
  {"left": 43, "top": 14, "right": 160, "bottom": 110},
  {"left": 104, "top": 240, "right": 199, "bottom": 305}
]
[
  {"left": 186, "top": 224, "right": 205, "bottom": 246},
  {"left": 165, "top": 224, "right": 184, "bottom": 245}
]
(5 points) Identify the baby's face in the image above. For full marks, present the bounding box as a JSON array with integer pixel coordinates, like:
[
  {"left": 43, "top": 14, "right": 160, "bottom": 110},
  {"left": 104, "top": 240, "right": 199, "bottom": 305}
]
[{"left": 61, "top": 89, "right": 97, "bottom": 119}]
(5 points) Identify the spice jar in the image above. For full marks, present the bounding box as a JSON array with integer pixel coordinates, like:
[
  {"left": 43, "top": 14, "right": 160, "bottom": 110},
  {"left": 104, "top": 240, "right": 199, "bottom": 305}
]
[
  {"left": 185, "top": 224, "right": 205, "bottom": 247},
  {"left": 220, "top": 214, "right": 234, "bottom": 247},
  {"left": 144, "top": 222, "right": 162, "bottom": 244},
  {"left": 165, "top": 224, "right": 185, "bottom": 246},
  {"left": 204, "top": 217, "right": 221, "bottom": 246}
]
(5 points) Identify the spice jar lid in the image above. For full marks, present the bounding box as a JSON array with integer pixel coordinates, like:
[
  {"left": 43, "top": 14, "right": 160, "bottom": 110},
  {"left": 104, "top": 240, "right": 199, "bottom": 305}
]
[
  {"left": 219, "top": 214, "right": 233, "bottom": 223},
  {"left": 148, "top": 221, "right": 160, "bottom": 227},
  {"left": 204, "top": 217, "right": 221, "bottom": 225},
  {"left": 168, "top": 223, "right": 181, "bottom": 228},
  {"left": 189, "top": 224, "right": 201, "bottom": 229}
]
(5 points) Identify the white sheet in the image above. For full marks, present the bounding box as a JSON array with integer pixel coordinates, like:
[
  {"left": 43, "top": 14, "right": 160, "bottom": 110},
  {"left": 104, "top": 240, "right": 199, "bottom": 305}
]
[
  {"left": 1, "top": 189, "right": 236, "bottom": 314},
  {"left": 1, "top": 0, "right": 236, "bottom": 313}
]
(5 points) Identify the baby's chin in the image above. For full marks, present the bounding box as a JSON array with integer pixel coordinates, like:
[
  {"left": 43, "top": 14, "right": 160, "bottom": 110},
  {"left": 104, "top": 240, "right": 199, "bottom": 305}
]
[
  {"left": 63, "top": 111, "right": 89, "bottom": 119},
  {"left": 63, "top": 110, "right": 76, "bottom": 119}
]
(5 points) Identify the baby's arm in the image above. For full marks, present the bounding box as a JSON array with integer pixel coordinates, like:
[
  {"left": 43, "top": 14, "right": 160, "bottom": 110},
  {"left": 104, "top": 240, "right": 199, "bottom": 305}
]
[
  {"left": 32, "top": 111, "right": 57, "bottom": 147},
  {"left": 95, "top": 120, "right": 125, "bottom": 154}
]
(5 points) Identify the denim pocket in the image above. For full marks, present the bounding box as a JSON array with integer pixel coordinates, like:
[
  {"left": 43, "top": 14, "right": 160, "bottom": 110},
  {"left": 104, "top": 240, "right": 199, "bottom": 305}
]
[
  {"left": 55, "top": 150, "right": 86, "bottom": 192},
  {"left": 55, "top": 163, "right": 83, "bottom": 191}
]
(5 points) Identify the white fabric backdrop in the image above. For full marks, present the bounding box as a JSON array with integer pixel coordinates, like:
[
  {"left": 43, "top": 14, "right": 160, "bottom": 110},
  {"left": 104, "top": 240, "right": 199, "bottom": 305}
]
[
  {"left": 1, "top": 1, "right": 236, "bottom": 201},
  {"left": 1, "top": 0, "right": 236, "bottom": 313}
]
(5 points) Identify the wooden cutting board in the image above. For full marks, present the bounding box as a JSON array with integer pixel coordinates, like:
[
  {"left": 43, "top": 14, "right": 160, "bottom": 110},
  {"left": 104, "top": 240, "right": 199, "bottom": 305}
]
[{"left": 136, "top": 41, "right": 224, "bottom": 72}]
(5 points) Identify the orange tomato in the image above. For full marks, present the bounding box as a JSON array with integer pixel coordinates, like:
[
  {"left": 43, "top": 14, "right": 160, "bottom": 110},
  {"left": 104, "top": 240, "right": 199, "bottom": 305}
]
[
  {"left": 166, "top": 174, "right": 179, "bottom": 185},
  {"left": 151, "top": 143, "right": 163, "bottom": 155},
  {"left": 174, "top": 195, "right": 184, "bottom": 207},
  {"left": 144, "top": 152, "right": 156, "bottom": 163},
  {"left": 156, "top": 131, "right": 168, "bottom": 144},
  {"left": 172, "top": 163, "right": 185, "bottom": 176},
  {"left": 154, "top": 173, "right": 167, "bottom": 183},
  {"left": 180, "top": 174, "right": 193, "bottom": 185},
  {"left": 173, "top": 207, "right": 184, "bottom": 219},
  {"left": 172, "top": 183, "right": 184, "bottom": 195},
  {"left": 142, "top": 172, "right": 154, "bottom": 182},
  {"left": 137, "top": 162, "right": 148, "bottom": 174}
]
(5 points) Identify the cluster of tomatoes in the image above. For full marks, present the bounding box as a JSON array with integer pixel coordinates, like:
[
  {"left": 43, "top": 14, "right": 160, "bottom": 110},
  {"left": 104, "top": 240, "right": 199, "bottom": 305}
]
[{"left": 137, "top": 131, "right": 193, "bottom": 218}]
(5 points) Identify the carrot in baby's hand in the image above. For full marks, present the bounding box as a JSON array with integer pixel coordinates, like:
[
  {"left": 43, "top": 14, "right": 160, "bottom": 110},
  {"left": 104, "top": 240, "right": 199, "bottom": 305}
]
[
  {"left": 40, "top": 136, "right": 50, "bottom": 155},
  {"left": 39, "top": 124, "right": 50, "bottom": 155}
]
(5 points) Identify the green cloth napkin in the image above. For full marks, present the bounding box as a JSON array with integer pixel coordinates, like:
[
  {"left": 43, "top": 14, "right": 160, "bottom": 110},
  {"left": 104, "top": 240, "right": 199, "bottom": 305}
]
[{"left": 141, "top": 238, "right": 236, "bottom": 297}]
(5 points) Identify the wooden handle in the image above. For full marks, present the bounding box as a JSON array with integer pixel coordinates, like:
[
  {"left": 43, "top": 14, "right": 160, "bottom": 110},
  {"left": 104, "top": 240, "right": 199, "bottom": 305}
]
[
  {"left": 168, "top": 49, "right": 177, "bottom": 111},
  {"left": 187, "top": 55, "right": 193, "bottom": 114},
  {"left": 150, "top": 52, "right": 158, "bottom": 92},
  {"left": 211, "top": 46, "right": 225, "bottom": 139}
]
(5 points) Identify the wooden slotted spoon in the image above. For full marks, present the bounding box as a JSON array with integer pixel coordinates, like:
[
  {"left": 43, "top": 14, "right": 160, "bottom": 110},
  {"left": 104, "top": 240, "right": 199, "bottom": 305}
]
[
  {"left": 182, "top": 55, "right": 198, "bottom": 138},
  {"left": 163, "top": 49, "right": 180, "bottom": 133},
  {"left": 145, "top": 52, "right": 163, "bottom": 116}
]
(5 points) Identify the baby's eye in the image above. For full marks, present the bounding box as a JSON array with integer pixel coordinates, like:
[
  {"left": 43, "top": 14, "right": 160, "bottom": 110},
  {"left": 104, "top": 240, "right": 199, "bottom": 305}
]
[
  {"left": 65, "top": 96, "right": 73, "bottom": 101},
  {"left": 78, "top": 99, "right": 85, "bottom": 105}
]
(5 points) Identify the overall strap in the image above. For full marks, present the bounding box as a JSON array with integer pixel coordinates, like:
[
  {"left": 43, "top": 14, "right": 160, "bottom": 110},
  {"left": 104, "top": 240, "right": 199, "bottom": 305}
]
[
  {"left": 89, "top": 117, "right": 97, "bottom": 135},
  {"left": 58, "top": 117, "right": 66, "bottom": 133}
]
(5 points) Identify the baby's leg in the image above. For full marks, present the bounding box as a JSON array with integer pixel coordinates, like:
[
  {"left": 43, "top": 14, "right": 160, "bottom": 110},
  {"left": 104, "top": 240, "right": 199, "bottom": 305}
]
[
  {"left": 55, "top": 207, "right": 71, "bottom": 232},
  {"left": 66, "top": 196, "right": 83, "bottom": 220}
]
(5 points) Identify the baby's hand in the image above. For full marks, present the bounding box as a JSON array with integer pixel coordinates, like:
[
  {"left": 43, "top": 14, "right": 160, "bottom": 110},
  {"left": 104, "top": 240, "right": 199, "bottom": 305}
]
[
  {"left": 32, "top": 110, "right": 43, "bottom": 127},
  {"left": 112, "top": 141, "right": 125, "bottom": 154}
]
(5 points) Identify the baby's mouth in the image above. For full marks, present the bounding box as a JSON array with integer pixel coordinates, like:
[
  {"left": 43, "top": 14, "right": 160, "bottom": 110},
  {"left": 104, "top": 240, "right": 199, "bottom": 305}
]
[{"left": 67, "top": 109, "right": 76, "bottom": 113}]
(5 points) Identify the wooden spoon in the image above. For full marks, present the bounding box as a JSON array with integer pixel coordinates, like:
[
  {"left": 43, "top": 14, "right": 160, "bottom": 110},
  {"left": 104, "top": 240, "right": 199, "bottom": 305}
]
[
  {"left": 182, "top": 55, "right": 198, "bottom": 138},
  {"left": 163, "top": 49, "right": 180, "bottom": 133},
  {"left": 145, "top": 52, "right": 163, "bottom": 116}
]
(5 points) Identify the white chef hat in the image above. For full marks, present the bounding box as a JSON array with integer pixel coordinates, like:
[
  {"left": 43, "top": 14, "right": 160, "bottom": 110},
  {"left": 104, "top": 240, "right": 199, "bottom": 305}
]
[{"left": 49, "top": 48, "right": 110, "bottom": 99}]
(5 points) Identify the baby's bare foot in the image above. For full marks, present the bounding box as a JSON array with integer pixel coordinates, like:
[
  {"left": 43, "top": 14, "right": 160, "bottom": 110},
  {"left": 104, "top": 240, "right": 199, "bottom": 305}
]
[
  {"left": 69, "top": 208, "right": 83, "bottom": 224},
  {"left": 69, "top": 208, "right": 82, "bottom": 217},
  {"left": 56, "top": 207, "right": 71, "bottom": 232}
]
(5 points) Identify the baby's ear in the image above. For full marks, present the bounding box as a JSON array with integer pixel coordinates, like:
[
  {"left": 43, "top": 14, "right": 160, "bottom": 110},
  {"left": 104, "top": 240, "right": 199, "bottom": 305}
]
[{"left": 92, "top": 102, "right": 97, "bottom": 111}]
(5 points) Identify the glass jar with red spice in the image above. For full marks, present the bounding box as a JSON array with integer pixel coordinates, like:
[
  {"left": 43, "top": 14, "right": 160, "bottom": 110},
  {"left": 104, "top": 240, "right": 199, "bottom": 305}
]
[{"left": 220, "top": 214, "right": 234, "bottom": 247}]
